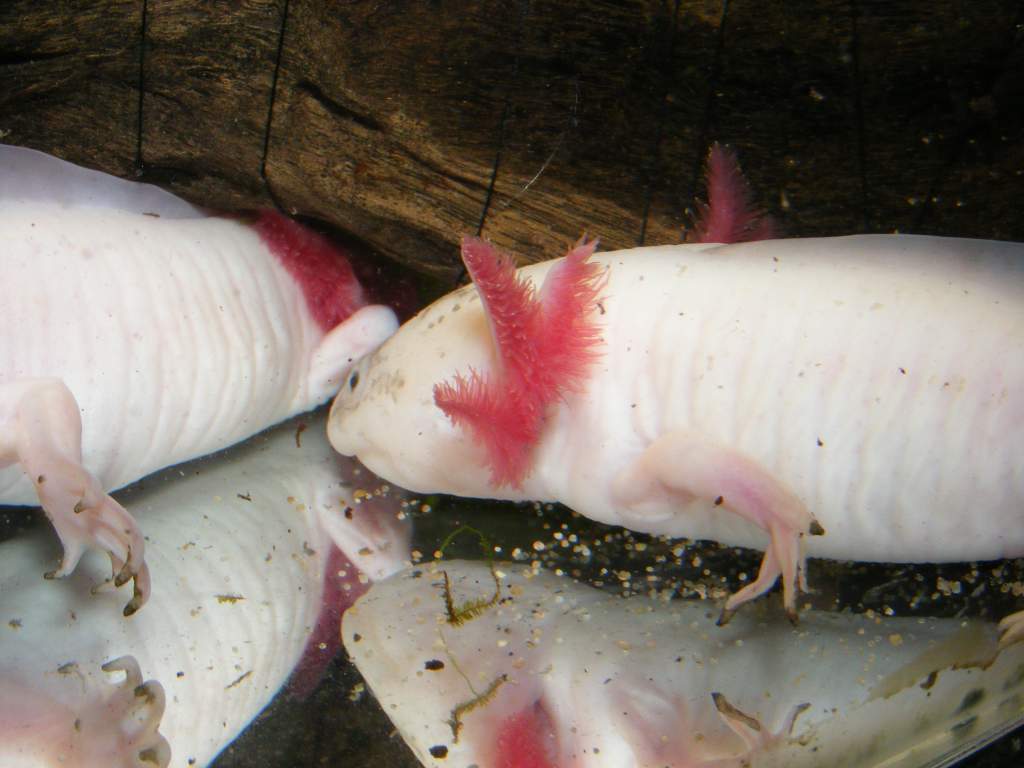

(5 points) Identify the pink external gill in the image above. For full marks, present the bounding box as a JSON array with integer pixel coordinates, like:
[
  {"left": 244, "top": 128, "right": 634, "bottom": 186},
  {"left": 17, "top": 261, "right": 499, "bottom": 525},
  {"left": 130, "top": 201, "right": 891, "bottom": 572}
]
[
  {"left": 495, "top": 701, "right": 558, "bottom": 768},
  {"left": 433, "top": 237, "right": 605, "bottom": 488},
  {"left": 253, "top": 211, "right": 368, "bottom": 332},
  {"left": 688, "top": 143, "right": 777, "bottom": 244}
]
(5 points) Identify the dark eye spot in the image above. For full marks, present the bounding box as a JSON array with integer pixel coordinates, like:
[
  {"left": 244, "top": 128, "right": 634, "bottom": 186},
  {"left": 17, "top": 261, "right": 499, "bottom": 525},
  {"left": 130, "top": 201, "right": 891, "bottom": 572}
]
[{"left": 349, "top": 370, "right": 360, "bottom": 390}]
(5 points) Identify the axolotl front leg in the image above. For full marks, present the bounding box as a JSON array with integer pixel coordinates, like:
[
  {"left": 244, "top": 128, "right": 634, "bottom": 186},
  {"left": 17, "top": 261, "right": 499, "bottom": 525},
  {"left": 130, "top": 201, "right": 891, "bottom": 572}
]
[
  {"left": 611, "top": 431, "right": 822, "bottom": 623},
  {"left": 0, "top": 378, "right": 149, "bottom": 614}
]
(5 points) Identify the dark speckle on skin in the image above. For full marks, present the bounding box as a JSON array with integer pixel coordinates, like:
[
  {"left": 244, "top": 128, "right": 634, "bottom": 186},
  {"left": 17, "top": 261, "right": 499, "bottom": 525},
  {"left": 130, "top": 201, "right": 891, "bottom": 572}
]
[
  {"left": 352, "top": 633, "right": 362, "bottom": 643},
  {"left": 429, "top": 745, "right": 448, "bottom": 759}
]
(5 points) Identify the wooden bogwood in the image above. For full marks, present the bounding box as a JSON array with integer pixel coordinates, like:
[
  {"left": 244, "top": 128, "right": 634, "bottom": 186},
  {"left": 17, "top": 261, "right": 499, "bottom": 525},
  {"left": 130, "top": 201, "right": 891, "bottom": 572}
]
[{"left": 1, "top": 0, "right": 1022, "bottom": 282}]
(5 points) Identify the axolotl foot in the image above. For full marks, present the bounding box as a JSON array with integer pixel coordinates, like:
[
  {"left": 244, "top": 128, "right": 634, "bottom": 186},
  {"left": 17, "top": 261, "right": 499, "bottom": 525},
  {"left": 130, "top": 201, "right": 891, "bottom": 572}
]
[
  {"left": 0, "top": 656, "right": 170, "bottom": 768},
  {"left": 0, "top": 378, "right": 150, "bottom": 615},
  {"left": 613, "top": 430, "right": 822, "bottom": 623}
]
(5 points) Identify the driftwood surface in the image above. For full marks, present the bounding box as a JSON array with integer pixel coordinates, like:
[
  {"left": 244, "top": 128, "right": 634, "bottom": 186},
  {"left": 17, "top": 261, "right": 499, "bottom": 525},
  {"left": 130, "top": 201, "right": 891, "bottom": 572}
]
[{"left": 2, "top": 1, "right": 1022, "bottom": 284}]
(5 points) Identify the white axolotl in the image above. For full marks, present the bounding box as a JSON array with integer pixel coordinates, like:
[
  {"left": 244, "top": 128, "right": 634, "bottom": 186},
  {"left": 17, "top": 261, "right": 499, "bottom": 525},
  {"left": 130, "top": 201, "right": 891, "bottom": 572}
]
[
  {"left": 344, "top": 559, "right": 1024, "bottom": 768},
  {"left": 328, "top": 229, "right": 1024, "bottom": 635},
  {"left": 0, "top": 144, "right": 399, "bottom": 614},
  {"left": 0, "top": 412, "right": 411, "bottom": 768}
]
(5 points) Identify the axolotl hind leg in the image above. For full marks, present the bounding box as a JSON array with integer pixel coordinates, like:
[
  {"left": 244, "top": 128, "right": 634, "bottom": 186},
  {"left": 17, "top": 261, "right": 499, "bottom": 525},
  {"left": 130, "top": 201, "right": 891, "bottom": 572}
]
[
  {"left": 0, "top": 378, "right": 149, "bottom": 615},
  {"left": 612, "top": 431, "right": 822, "bottom": 623}
]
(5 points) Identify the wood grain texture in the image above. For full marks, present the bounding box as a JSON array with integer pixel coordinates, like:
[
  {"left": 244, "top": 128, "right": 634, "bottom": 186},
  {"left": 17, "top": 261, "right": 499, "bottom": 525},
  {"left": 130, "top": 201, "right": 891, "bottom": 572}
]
[{"left": 1, "top": 1, "right": 1022, "bottom": 277}]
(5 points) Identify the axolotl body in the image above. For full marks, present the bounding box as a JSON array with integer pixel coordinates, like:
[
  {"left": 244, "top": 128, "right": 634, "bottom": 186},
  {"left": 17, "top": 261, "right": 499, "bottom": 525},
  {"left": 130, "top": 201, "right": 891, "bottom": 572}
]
[
  {"left": 0, "top": 144, "right": 398, "bottom": 613},
  {"left": 328, "top": 233, "right": 1024, "bottom": 630}
]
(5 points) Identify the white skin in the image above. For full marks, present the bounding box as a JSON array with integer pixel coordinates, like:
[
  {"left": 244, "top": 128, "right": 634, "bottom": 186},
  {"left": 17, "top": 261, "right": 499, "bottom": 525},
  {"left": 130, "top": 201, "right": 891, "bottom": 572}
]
[
  {"left": 344, "top": 560, "right": 1024, "bottom": 768},
  {"left": 0, "top": 145, "right": 398, "bottom": 612},
  {"left": 329, "top": 235, "right": 1024, "bottom": 624},
  {"left": 0, "top": 414, "right": 411, "bottom": 768}
]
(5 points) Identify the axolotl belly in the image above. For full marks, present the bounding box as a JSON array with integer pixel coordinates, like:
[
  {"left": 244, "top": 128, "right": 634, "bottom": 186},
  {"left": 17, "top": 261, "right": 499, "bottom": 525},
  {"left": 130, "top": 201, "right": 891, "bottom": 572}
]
[
  {"left": 0, "top": 144, "right": 398, "bottom": 612},
  {"left": 329, "top": 235, "right": 1024, "bottom": 621}
]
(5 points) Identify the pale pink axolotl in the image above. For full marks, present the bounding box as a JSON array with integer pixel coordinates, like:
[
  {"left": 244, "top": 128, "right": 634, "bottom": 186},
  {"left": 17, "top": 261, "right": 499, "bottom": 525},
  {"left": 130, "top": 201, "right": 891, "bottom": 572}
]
[
  {"left": 345, "top": 559, "right": 1024, "bottom": 768},
  {"left": 328, "top": 147, "right": 1024, "bottom": 637},
  {"left": 0, "top": 144, "right": 399, "bottom": 614}
]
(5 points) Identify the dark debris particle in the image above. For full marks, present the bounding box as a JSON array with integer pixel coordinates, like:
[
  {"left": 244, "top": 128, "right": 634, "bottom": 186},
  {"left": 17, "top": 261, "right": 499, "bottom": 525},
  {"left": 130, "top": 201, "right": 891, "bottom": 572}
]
[
  {"left": 714, "top": 496, "right": 724, "bottom": 506},
  {"left": 429, "top": 745, "right": 449, "bottom": 759},
  {"left": 344, "top": 506, "right": 354, "bottom": 519},
  {"left": 352, "top": 633, "right": 362, "bottom": 643},
  {"left": 424, "top": 659, "right": 445, "bottom": 671}
]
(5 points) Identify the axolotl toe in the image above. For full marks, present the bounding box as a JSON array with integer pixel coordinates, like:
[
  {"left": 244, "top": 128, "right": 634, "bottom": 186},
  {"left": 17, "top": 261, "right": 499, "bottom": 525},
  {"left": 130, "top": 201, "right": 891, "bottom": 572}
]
[{"left": 0, "top": 145, "right": 399, "bottom": 613}]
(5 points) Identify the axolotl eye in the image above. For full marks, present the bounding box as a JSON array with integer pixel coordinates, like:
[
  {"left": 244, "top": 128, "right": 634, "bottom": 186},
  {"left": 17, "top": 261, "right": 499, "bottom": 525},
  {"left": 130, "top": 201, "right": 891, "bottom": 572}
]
[{"left": 348, "top": 370, "right": 360, "bottom": 391}]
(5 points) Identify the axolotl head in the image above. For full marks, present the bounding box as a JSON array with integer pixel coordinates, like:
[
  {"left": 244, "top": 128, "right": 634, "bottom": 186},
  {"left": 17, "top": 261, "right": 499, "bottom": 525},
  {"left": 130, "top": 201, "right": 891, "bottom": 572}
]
[{"left": 327, "top": 280, "right": 501, "bottom": 496}]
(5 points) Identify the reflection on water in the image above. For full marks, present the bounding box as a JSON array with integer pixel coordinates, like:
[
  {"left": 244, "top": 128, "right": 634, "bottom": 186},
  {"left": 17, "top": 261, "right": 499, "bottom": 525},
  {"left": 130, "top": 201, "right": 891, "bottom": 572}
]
[
  {"left": 346, "top": 560, "right": 1024, "bottom": 768},
  {"left": 1, "top": 413, "right": 1022, "bottom": 767}
]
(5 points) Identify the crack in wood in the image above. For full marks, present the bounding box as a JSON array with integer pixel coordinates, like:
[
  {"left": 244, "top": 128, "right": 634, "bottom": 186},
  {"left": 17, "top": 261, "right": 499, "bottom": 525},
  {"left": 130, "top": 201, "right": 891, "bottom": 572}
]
[
  {"left": 457, "top": 0, "right": 530, "bottom": 288},
  {"left": 135, "top": 0, "right": 147, "bottom": 174},
  {"left": 0, "top": 50, "right": 74, "bottom": 68},
  {"left": 295, "top": 79, "right": 384, "bottom": 132},
  {"left": 260, "top": 0, "right": 291, "bottom": 211},
  {"left": 638, "top": 0, "right": 681, "bottom": 246}
]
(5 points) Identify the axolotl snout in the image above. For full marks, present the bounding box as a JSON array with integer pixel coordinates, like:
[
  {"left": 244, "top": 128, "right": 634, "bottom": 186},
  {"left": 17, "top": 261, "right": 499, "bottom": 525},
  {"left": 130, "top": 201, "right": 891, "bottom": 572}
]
[{"left": 329, "top": 233, "right": 1024, "bottom": 628}]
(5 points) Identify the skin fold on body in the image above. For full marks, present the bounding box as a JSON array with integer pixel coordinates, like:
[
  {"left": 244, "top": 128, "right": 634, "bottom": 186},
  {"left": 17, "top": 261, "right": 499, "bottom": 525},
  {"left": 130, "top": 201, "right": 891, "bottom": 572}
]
[{"left": 0, "top": 145, "right": 399, "bottom": 613}]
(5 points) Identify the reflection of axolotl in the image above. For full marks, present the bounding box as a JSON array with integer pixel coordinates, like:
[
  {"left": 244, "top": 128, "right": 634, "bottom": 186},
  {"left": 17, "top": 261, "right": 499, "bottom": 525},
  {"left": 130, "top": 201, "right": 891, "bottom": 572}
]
[
  {"left": 0, "top": 413, "right": 410, "bottom": 768},
  {"left": 0, "top": 145, "right": 398, "bottom": 614},
  {"left": 328, "top": 146, "right": 1024, "bottom": 638},
  {"left": 345, "top": 559, "right": 1024, "bottom": 768}
]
